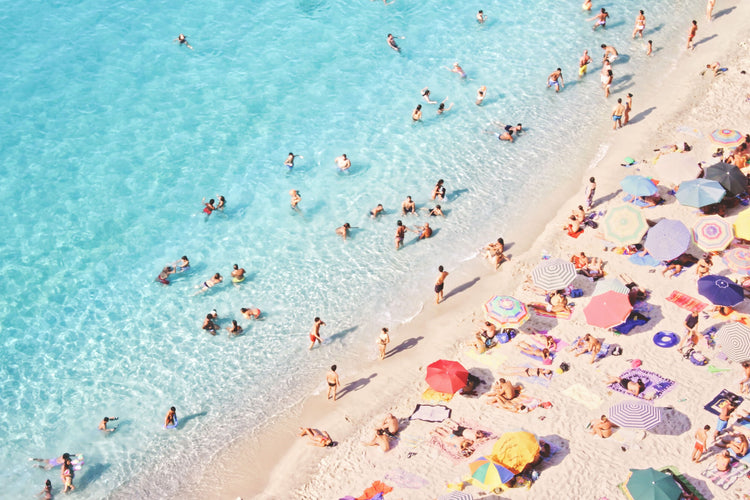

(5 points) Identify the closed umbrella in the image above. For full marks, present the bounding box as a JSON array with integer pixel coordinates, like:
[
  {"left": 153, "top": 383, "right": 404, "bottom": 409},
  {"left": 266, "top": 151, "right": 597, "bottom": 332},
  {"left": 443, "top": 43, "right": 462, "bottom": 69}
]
[
  {"left": 608, "top": 401, "right": 662, "bottom": 430},
  {"left": 490, "top": 431, "right": 539, "bottom": 475},
  {"left": 704, "top": 162, "right": 747, "bottom": 196},
  {"left": 692, "top": 215, "right": 733, "bottom": 252},
  {"left": 697, "top": 274, "right": 745, "bottom": 306},
  {"left": 469, "top": 456, "right": 514, "bottom": 489},
  {"left": 531, "top": 259, "right": 577, "bottom": 291},
  {"left": 715, "top": 322, "right": 750, "bottom": 363},
  {"left": 584, "top": 290, "right": 633, "bottom": 329},
  {"left": 735, "top": 208, "right": 750, "bottom": 240},
  {"left": 723, "top": 247, "right": 750, "bottom": 274},
  {"left": 602, "top": 204, "right": 649, "bottom": 245},
  {"left": 710, "top": 129, "right": 744, "bottom": 148},
  {"left": 644, "top": 219, "right": 691, "bottom": 262},
  {"left": 425, "top": 359, "right": 469, "bottom": 394},
  {"left": 625, "top": 468, "right": 681, "bottom": 500},
  {"left": 675, "top": 178, "right": 726, "bottom": 208},
  {"left": 655, "top": 152, "right": 702, "bottom": 184},
  {"left": 593, "top": 278, "right": 629, "bottom": 296},
  {"left": 621, "top": 175, "right": 658, "bottom": 197},
  {"left": 484, "top": 295, "right": 529, "bottom": 327}
]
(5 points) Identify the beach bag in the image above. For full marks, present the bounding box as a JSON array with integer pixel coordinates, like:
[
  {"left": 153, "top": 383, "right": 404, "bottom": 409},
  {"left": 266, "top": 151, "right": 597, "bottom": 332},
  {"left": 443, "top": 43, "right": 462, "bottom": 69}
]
[
  {"left": 497, "top": 329, "right": 517, "bottom": 344},
  {"left": 570, "top": 288, "right": 583, "bottom": 298},
  {"left": 609, "top": 344, "right": 623, "bottom": 356}
]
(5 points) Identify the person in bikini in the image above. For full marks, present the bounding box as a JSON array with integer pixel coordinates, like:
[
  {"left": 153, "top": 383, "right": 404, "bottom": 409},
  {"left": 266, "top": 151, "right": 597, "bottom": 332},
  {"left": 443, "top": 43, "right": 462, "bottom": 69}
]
[
  {"left": 428, "top": 205, "right": 444, "bottom": 217},
  {"left": 326, "top": 365, "right": 340, "bottom": 401},
  {"left": 284, "top": 152, "right": 302, "bottom": 169},
  {"left": 174, "top": 33, "right": 193, "bottom": 49},
  {"left": 202, "top": 312, "right": 218, "bottom": 335},
  {"left": 377, "top": 327, "right": 390, "bottom": 359},
  {"left": 498, "top": 366, "right": 554, "bottom": 379},
  {"left": 588, "top": 8, "right": 609, "bottom": 30},
  {"left": 604, "top": 375, "right": 649, "bottom": 398},
  {"left": 483, "top": 237, "right": 508, "bottom": 269},
  {"left": 290, "top": 189, "right": 301, "bottom": 210},
  {"left": 240, "top": 307, "right": 262, "bottom": 320},
  {"left": 431, "top": 179, "right": 446, "bottom": 200},
  {"left": 395, "top": 220, "right": 407, "bottom": 250},
  {"left": 299, "top": 427, "right": 335, "bottom": 447},
  {"left": 448, "top": 62, "right": 466, "bottom": 78},
  {"left": 632, "top": 10, "right": 646, "bottom": 38},
  {"left": 420, "top": 87, "right": 437, "bottom": 104}
]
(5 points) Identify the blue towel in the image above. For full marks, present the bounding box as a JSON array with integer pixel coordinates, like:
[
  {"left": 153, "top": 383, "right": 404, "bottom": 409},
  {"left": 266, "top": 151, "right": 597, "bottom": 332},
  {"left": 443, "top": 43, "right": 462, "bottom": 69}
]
[
  {"left": 622, "top": 194, "right": 650, "bottom": 207},
  {"left": 629, "top": 252, "right": 661, "bottom": 267},
  {"left": 613, "top": 311, "right": 650, "bottom": 334}
]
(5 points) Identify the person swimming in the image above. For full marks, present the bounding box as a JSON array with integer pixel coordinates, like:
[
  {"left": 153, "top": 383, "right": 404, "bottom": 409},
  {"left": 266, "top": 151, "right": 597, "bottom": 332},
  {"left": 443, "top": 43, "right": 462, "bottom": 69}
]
[
  {"left": 448, "top": 62, "right": 466, "bottom": 78},
  {"left": 174, "top": 33, "right": 193, "bottom": 50},
  {"left": 156, "top": 266, "right": 175, "bottom": 285},
  {"left": 175, "top": 256, "right": 190, "bottom": 272}
]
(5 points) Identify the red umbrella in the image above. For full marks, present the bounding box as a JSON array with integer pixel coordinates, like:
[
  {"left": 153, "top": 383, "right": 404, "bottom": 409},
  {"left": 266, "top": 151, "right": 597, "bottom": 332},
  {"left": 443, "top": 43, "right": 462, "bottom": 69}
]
[
  {"left": 426, "top": 359, "right": 469, "bottom": 394},
  {"left": 583, "top": 290, "right": 633, "bottom": 329}
]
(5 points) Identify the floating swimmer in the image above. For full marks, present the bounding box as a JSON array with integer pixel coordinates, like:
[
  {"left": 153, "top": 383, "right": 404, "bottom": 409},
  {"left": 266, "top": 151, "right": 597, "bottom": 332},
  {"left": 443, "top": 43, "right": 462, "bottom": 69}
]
[
  {"left": 231, "top": 264, "right": 246, "bottom": 283},
  {"left": 196, "top": 273, "right": 222, "bottom": 294},
  {"left": 29, "top": 453, "right": 80, "bottom": 471},
  {"left": 173, "top": 33, "right": 193, "bottom": 50},
  {"left": 386, "top": 33, "right": 400, "bottom": 52},
  {"left": 447, "top": 62, "right": 467, "bottom": 78}
]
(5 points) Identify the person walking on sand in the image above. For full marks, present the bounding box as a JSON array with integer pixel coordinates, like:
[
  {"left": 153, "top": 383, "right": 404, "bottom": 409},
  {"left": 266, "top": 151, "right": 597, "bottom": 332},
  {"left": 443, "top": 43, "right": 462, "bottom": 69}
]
[
  {"left": 687, "top": 20, "right": 698, "bottom": 50},
  {"left": 646, "top": 40, "right": 653, "bottom": 56},
  {"left": 692, "top": 424, "right": 710, "bottom": 462},
  {"left": 603, "top": 70, "right": 613, "bottom": 98},
  {"left": 623, "top": 93, "right": 633, "bottom": 125},
  {"left": 588, "top": 8, "right": 609, "bottom": 30},
  {"left": 611, "top": 98, "right": 625, "bottom": 129},
  {"left": 377, "top": 327, "right": 390, "bottom": 360},
  {"left": 547, "top": 68, "right": 564, "bottom": 92},
  {"left": 585, "top": 177, "right": 596, "bottom": 209},
  {"left": 326, "top": 365, "right": 340, "bottom": 400},
  {"left": 395, "top": 220, "right": 407, "bottom": 250},
  {"left": 706, "top": 0, "right": 715, "bottom": 21},
  {"left": 579, "top": 50, "right": 592, "bottom": 77},
  {"left": 633, "top": 10, "right": 646, "bottom": 38},
  {"left": 435, "top": 265, "right": 449, "bottom": 304},
  {"left": 309, "top": 317, "right": 326, "bottom": 350},
  {"left": 290, "top": 189, "right": 301, "bottom": 210}
]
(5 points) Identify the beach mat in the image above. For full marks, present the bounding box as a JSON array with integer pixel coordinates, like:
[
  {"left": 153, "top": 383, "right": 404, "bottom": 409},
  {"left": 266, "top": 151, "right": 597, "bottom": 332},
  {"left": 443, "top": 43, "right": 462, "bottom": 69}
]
[
  {"left": 665, "top": 291, "right": 708, "bottom": 313},
  {"left": 701, "top": 459, "right": 748, "bottom": 490},
  {"left": 422, "top": 388, "right": 454, "bottom": 403},
  {"left": 562, "top": 383, "right": 603, "bottom": 410},
  {"left": 410, "top": 404, "right": 451, "bottom": 422},
  {"left": 608, "top": 368, "right": 675, "bottom": 400},
  {"left": 463, "top": 348, "right": 507, "bottom": 369},
  {"left": 528, "top": 303, "right": 572, "bottom": 319},
  {"left": 704, "top": 390, "right": 744, "bottom": 416},
  {"left": 570, "top": 337, "right": 611, "bottom": 361},
  {"left": 629, "top": 252, "right": 661, "bottom": 267}
]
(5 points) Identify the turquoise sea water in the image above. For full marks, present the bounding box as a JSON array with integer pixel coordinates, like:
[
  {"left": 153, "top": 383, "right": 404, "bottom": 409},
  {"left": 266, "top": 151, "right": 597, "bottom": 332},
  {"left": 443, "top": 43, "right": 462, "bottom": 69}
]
[{"left": 0, "top": 0, "right": 700, "bottom": 497}]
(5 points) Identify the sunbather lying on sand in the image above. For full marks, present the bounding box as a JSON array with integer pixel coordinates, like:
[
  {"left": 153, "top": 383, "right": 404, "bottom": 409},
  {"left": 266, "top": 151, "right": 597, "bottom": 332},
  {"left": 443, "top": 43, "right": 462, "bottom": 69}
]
[
  {"left": 432, "top": 418, "right": 488, "bottom": 441},
  {"left": 485, "top": 379, "right": 529, "bottom": 411},
  {"left": 299, "top": 427, "right": 335, "bottom": 447},
  {"left": 498, "top": 366, "right": 554, "bottom": 379},
  {"left": 429, "top": 427, "right": 476, "bottom": 457},
  {"left": 579, "top": 257, "right": 604, "bottom": 279},
  {"left": 717, "top": 432, "right": 749, "bottom": 457},
  {"left": 517, "top": 342, "right": 552, "bottom": 363},
  {"left": 604, "top": 375, "right": 651, "bottom": 399}
]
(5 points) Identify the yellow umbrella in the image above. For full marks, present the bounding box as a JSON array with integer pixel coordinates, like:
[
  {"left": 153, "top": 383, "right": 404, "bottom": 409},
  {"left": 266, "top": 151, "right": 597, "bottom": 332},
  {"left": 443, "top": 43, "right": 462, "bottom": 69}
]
[
  {"left": 490, "top": 431, "right": 540, "bottom": 474},
  {"left": 735, "top": 208, "right": 750, "bottom": 240}
]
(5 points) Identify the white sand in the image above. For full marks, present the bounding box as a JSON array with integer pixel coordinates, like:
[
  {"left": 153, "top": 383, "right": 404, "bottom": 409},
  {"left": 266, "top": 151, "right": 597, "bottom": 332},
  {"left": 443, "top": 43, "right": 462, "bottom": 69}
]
[{"left": 183, "top": 3, "right": 750, "bottom": 499}]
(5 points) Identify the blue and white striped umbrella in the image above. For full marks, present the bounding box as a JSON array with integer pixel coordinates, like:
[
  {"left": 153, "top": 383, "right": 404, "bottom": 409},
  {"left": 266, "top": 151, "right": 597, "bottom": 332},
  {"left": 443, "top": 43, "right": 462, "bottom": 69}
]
[
  {"left": 608, "top": 400, "right": 661, "bottom": 430},
  {"left": 531, "top": 259, "right": 576, "bottom": 291},
  {"left": 716, "top": 322, "right": 750, "bottom": 363}
]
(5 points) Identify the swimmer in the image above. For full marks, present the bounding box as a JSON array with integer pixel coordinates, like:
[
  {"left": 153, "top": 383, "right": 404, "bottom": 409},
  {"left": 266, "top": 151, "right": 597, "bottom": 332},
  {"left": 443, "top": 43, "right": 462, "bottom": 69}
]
[
  {"left": 687, "top": 20, "right": 697, "bottom": 51},
  {"left": 336, "top": 223, "right": 351, "bottom": 240},
  {"left": 39, "top": 479, "right": 53, "bottom": 500},
  {"left": 156, "top": 266, "right": 175, "bottom": 285},
  {"left": 395, "top": 220, "right": 407, "bottom": 250},
  {"left": 386, "top": 33, "right": 400, "bottom": 52},
  {"left": 202, "top": 198, "right": 216, "bottom": 216},
  {"left": 241, "top": 307, "right": 262, "bottom": 320},
  {"left": 335, "top": 154, "right": 351, "bottom": 171},
  {"left": 98, "top": 416, "right": 119, "bottom": 433},
  {"left": 547, "top": 68, "right": 564, "bottom": 92},
  {"left": 164, "top": 406, "right": 177, "bottom": 428},
  {"left": 582, "top": 0, "right": 592, "bottom": 10},
  {"left": 202, "top": 313, "right": 218, "bottom": 335},
  {"left": 412, "top": 222, "right": 432, "bottom": 240},
  {"left": 646, "top": 40, "right": 653, "bottom": 56},
  {"left": 477, "top": 10, "right": 487, "bottom": 23},
  {"left": 428, "top": 204, "right": 444, "bottom": 217},
  {"left": 486, "top": 122, "right": 523, "bottom": 142},
  {"left": 284, "top": 152, "right": 303, "bottom": 169},
  {"left": 29, "top": 453, "right": 77, "bottom": 471},
  {"left": 601, "top": 44, "right": 618, "bottom": 63},
  {"left": 231, "top": 264, "right": 246, "bottom": 283},
  {"left": 290, "top": 189, "right": 301, "bottom": 210},
  {"left": 174, "top": 256, "right": 190, "bottom": 272},
  {"left": 401, "top": 196, "right": 417, "bottom": 215},
  {"left": 588, "top": 8, "right": 609, "bottom": 30},
  {"left": 370, "top": 204, "right": 385, "bottom": 218},
  {"left": 437, "top": 99, "right": 453, "bottom": 115},
  {"left": 216, "top": 195, "right": 226, "bottom": 211},
  {"left": 227, "top": 319, "right": 243, "bottom": 336},
  {"left": 421, "top": 87, "right": 437, "bottom": 104},
  {"left": 579, "top": 50, "right": 592, "bottom": 76},
  {"left": 309, "top": 317, "right": 326, "bottom": 350},
  {"left": 174, "top": 33, "right": 193, "bottom": 50},
  {"left": 197, "top": 273, "right": 222, "bottom": 293},
  {"left": 633, "top": 10, "right": 646, "bottom": 39},
  {"left": 431, "top": 179, "right": 446, "bottom": 200},
  {"left": 412, "top": 104, "right": 422, "bottom": 121},
  {"left": 447, "top": 62, "right": 467, "bottom": 78},
  {"left": 475, "top": 86, "right": 487, "bottom": 105}
]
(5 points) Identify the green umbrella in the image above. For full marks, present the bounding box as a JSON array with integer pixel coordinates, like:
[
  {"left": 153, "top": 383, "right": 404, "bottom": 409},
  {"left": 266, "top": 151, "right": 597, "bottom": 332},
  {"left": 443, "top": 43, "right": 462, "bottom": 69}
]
[{"left": 625, "top": 468, "right": 681, "bottom": 500}]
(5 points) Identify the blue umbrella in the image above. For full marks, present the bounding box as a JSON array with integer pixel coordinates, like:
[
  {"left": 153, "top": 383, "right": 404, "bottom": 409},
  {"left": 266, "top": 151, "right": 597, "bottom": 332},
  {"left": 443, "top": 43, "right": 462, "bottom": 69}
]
[
  {"left": 698, "top": 275, "right": 745, "bottom": 306},
  {"left": 675, "top": 178, "right": 726, "bottom": 208},
  {"left": 621, "top": 175, "right": 658, "bottom": 197},
  {"left": 644, "top": 219, "right": 691, "bottom": 262}
]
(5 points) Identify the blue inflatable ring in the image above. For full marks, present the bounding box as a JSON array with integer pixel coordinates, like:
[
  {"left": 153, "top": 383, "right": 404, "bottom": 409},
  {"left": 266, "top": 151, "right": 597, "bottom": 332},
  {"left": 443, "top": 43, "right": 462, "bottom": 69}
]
[{"left": 653, "top": 331, "right": 678, "bottom": 348}]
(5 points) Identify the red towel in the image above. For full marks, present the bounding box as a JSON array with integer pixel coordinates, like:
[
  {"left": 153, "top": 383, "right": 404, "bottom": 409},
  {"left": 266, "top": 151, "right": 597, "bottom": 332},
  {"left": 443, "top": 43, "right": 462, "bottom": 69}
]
[
  {"left": 665, "top": 291, "right": 707, "bottom": 313},
  {"left": 357, "top": 481, "right": 393, "bottom": 500}
]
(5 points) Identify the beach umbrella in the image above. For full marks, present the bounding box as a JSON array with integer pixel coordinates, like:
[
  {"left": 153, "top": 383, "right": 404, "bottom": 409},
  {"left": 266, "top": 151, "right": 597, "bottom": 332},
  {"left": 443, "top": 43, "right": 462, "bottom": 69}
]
[
  {"left": 692, "top": 215, "right": 733, "bottom": 252},
  {"left": 697, "top": 274, "right": 745, "bottom": 306},
  {"left": 710, "top": 129, "right": 744, "bottom": 148},
  {"left": 654, "top": 152, "right": 702, "bottom": 184},
  {"left": 483, "top": 295, "right": 529, "bottom": 327},
  {"left": 425, "top": 359, "right": 469, "bottom": 394},
  {"left": 583, "top": 290, "right": 633, "bottom": 329},
  {"left": 723, "top": 248, "right": 750, "bottom": 274},
  {"left": 735, "top": 208, "right": 750, "bottom": 240},
  {"left": 531, "top": 259, "right": 576, "bottom": 291},
  {"left": 490, "top": 431, "right": 539, "bottom": 475},
  {"left": 469, "top": 456, "right": 515, "bottom": 489},
  {"left": 602, "top": 204, "right": 648, "bottom": 245},
  {"left": 624, "top": 468, "right": 681, "bottom": 500},
  {"left": 438, "top": 493, "right": 474, "bottom": 500},
  {"left": 675, "top": 178, "right": 726, "bottom": 208},
  {"left": 593, "top": 278, "right": 629, "bottom": 296},
  {"left": 704, "top": 162, "right": 747, "bottom": 196},
  {"left": 644, "top": 219, "right": 691, "bottom": 262},
  {"left": 608, "top": 401, "right": 662, "bottom": 430},
  {"left": 715, "top": 322, "right": 750, "bottom": 363},
  {"left": 621, "top": 175, "right": 658, "bottom": 197}
]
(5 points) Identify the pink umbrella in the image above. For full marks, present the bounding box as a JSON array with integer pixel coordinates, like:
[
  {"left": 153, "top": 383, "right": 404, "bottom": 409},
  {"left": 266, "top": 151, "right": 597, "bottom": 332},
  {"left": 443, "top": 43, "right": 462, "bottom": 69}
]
[{"left": 583, "top": 291, "right": 633, "bottom": 329}]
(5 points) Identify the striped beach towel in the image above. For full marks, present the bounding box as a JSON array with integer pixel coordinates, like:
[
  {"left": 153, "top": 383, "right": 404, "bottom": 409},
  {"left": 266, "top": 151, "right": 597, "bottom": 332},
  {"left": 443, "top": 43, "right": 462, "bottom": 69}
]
[{"left": 665, "top": 290, "right": 708, "bottom": 313}]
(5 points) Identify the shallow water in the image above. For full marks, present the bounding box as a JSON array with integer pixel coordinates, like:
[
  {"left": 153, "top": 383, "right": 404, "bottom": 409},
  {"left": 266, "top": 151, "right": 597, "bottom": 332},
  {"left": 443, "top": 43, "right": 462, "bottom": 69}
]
[{"left": 0, "top": 0, "right": 701, "bottom": 496}]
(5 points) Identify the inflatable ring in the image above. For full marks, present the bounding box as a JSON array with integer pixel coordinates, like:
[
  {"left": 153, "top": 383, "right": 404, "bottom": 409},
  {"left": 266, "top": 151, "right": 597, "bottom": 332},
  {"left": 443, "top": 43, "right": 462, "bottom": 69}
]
[
  {"left": 653, "top": 331, "right": 679, "bottom": 348},
  {"left": 690, "top": 351, "right": 708, "bottom": 366}
]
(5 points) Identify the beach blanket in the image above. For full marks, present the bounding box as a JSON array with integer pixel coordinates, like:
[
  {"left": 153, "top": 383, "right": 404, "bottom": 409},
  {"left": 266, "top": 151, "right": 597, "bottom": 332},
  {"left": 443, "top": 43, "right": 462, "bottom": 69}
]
[
  {"left": 704, "top": 390, "right": 744, "bottom": 416},
  {"left": 567, "top": 227, "right": 583, "bottom": 238},
  {"left": 701, "top": 459, "right": 748, "bottom": 490},
  {"left": 463, "top": 348, "right": 507, "bottom": 369},
  {"left": 422, "top": 388, "right": 453, "bottom": 403},
  {"left": 427, "top": 428, "right": 493, "bottom": 463},
  {"left": 519, "top": 364, "right": 552, "bottom": 388},
  {"left": 562, "top": 384, "right": 603, "bottom": 410},
  {"left": 628, "top": 252, "right": 661, "bottom": 267},
  {"left": 622, "top": 194, "right": 651, "bottom": 208},
  {"left": 665, "top": 290, "right": 708, "bottom": 313},
  {"left": 570, "top": 337, "right": 611, "bottom": 361},
  {"left": 528, "top": 302, "right": 572, "bottom": 319},
  {"left": 355, "top": 481, "right": 394, "bottom": 500},
  {"left": 608, "top": 368, "right": 675, "bottom": 400},
  {"left": 384, "top": 469, "right": 429, "bottom": 490},
  {"left": 520, "top": 350, "right": 554, "bottom": 365},
  {"left": 612, "top": 311, "right": 650, "bottom": 335},
  {"left": 410, "top": 404, "right": 451, "bottom": 423}
]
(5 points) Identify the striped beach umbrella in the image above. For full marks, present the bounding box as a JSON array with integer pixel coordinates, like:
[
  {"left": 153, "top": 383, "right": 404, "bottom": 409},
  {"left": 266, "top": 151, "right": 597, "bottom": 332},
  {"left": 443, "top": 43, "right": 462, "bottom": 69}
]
[
  {"left": 584, "top": 290, "right": 633, "bottom": 329},
  {"left": 484, "top": 295, "right": 529, "bottom": 327},
  {"left": 608, "top": 401, "right": 662, "bottom": 430},
  {"left": 735, "top": 208, "right": 750, "bottom": 240},
  {"left": 602, "top": 204, "right": 648, "bottom": 245},
  {"left": 593, "top": 278, "right": 629, "bottom": 296},
  {"left": 469, "top": 456, "right": 514, "bottom": 489},
  {"left": 655, "top": 152, "right": 702, "bottom": 184},
  {"left": 710, "top": 129, "right": 744, "bottom": 147},
  {"left": 625, "top": 468, "right": 681, "bottom": 500},
  {"left": 644, "top": 219, "right": 691, "bottom": 262},
  {"left": 621, "top": 175, "right": 658, "bottom": 197},
  {"left": 692, "top": 215, "right": 733, "bottom": 252},
  {"left": 723, "top": 248, "right": 750, "bottom": 274},
  {"left": 676, "top": 178, "right": 726, "bottom": 208},
  {"left": 705, "top": 162, "right": 747, "bottom": 196},
  {"left": 531, "top": 259, "right": 576, "bottom": 291},
  {"left": 698, "top": 274, "right": 745, "bottom": 306},
  {"left": 716, "top": 322, "right": 750, "bottom": 363}
]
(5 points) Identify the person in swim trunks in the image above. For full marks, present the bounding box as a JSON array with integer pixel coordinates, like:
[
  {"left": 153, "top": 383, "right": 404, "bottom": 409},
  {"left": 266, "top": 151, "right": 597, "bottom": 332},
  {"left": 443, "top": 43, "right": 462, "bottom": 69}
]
[
  {"left": 326, "top": 365, "right": 340, "bottom": 400},
  {"left": 412, "top": 104, "right": 422, "bottom": 121},
  {"left": 285, "top": 152, "right": 303, "bottom": 169},
  {"left": 197, "top": 273, "right": 222, "bottom": 293},
  {"left": 202, "top": 198, "right": 216, "bottom": 215},
  {"left": 579, "top": 50, "right": 592, "bottom": 76},
  {"left": 476, "top": 10, "right": 487, "bottom": 23},
  {"left": 448, "top": 62, "right": 466, "bottom": 78},
  {"left": 174, "top": 33, "right": 193, "bottom": 50},
  {"left": 589, "top": 415, "right": 616, "bottom": 438},
  {"left": 605, "top": 376, "right": 648, "bottom": 397},
  {"left": 476, "top": 85, "right": 487, "bottom": 105},
  {"left": 601, "top": 44, "right": 618, "bottom": 63},
  {"left": 713, "top": 401, "right": 736, "bottom": 440},
  {"left": 692, "top": 424, "right": 710, "bottom": 462},
  {"left": 687, "top": 20, "right": 697, "bottom": 50},
  {"left": 335, "top": 154, "right": 351, "bottom": 171},
  {"left": 611, "top": 98, "right": 625, "bottom": 129},
  {"left": 370, "top": 204, "right": 384, "bottom": 218},
  {"left": 202, "top": 313, "right": 218, "bottom": 335},
  {"left": 240, "top": 307, "right": 261, "bottom": 320},
  {"left": 414, "top": 222, "right": 432, "bottom": 240},
  {"left": 309, "top": 317, "right": 326, "bottom": 350},
  {"left": 231, "top": 264, "right": 246, "bottom": 283},
  {"left": 588, "top": 8, "right": 609, "bottom": 30},
  {"left": 547, "top": 68, "right": 564, "bottom": 92},
  {"left": 428, "top": 205, "right": 444, "bottom": 217},
  {"left": 299, "top": 427, "right": 334, "bottom": 447},
  {"left": 434, "top": 265, "right": 449, "bottom": 304},
  {"left": 98, "top": 416, "right": 119, "bottom": 432},
  {"left": 401, "top": 196, "right": 416, "bottom": 215},
  {"left": 395, "top": 220, "right": 407, "bottom": 250}
]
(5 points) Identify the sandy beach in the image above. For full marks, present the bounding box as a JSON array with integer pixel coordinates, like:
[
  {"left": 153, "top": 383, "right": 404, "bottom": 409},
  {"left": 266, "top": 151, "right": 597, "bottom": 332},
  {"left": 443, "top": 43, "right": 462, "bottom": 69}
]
[{"left": 180, "top": 3, "right": 750, "bottom": 499}]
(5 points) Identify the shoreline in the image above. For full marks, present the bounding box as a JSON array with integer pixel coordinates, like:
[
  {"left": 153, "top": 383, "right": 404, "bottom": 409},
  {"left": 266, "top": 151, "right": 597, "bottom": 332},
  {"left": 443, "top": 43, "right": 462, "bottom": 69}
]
[{"left": 175, "top": 3, "right": 750, "bottom": 499}]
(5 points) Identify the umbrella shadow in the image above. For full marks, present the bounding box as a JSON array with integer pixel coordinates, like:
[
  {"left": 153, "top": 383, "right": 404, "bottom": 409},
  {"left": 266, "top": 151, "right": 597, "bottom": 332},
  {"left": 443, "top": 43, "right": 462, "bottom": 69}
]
[
  {"left": 337, "top": 373, "right": 377, "bottom": 400},
  {"left": 465, "top": 367, "right": 494, "bottom": 396},
  {"left": 385, "top": 336, "right": 424, "bottom": 359},
  {"left": 443, "top": 277, "right": 481, "bottom": 301},
  {"left": 670, "top": 471, "right": 714, "bottom": 500},
  {"left": 649, "top": 407, "right": 691, "bottom": 436},
  {"left": 537, "top": 434, "right": 570, "bottom": 469}
]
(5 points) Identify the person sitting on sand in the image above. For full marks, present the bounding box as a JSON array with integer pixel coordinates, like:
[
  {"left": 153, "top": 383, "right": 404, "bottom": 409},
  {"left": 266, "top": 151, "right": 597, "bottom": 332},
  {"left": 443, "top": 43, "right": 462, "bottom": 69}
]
[
  {"left": 498, "top": 366, "right": 554, "bottom": 379},
  {"left": 662, "top": 261, "right": 683, "bottom": 278},
  {"left": 580, "top": 257, "right": 604, "bottom": 279},
  {"left": 547, "top": 290, "right": 571, "bottom": 314},
  {"left": 299, "top": 427, "right": 335, "bottom": 447},
  {"left": 571, "top": 252, "right": 589, "bottom": 270},
  {"left": 696, "top": 255, "right": 712, "bottom": 277},
  {"left": 718, "top": 432, "right": 749, "bottom": 457},
  {"left": 563, "top": 215, "right": 582, "bottom": 235},
  {"left": 460, "top": 373, "right": 482, "bottom": 396},
  {"left": 486, "top": 378, "right": 521, "bottom": 404},
  {"left": 376, "top": 413, "right": 399, "bottom": 436},
  {"left": 574, "top": 334, "right": 602, "bottom": 364},
  {"left": 605, "top": 375, "right": 649, "bottom": 398},
  {"left": 589, "top": 415, "right": 617, "bottom": 438}
]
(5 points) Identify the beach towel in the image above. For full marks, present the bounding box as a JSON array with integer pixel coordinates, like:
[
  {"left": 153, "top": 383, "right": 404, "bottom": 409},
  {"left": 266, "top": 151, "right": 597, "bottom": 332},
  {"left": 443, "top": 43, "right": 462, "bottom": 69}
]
[
  {"left": 567, "top": 227, "right": 583, "bottom": 238},
  {"left": 612, "top": 311, "right": 650, "bottom": 335},
  {"left": 410, "top": 404, "right": 451, "bottom": 423},
  {"left": 427, "top": 428, "right": 492, "bottom": 463},
  {"left": 356, "top": 481, "right": 393, "bottom": 500},
  {"left": 704, "top": 390, "right": 744, "bottom": 416},
  {"left": 562, "top": 384, "right": 603, "bottom": 410},
  {"left": 520, "top": 350, "right": 554, "bottom": 365},
  {"left": 659, "top": 467, "right": 708, "bottom": 500},
  {"left": 570, "top": 337, "right": 611, "bottom": 361},
  {"left": 384, "top": 469, "right": 429, "bottom": 490},
  {"left": 701, "top": 459, "right": 748, "bottom": 490},
  {"left": 665, "top": 291, "right": 708, "bottom": 313},
  {"left": 463, "top": 348, "right": 507, "bottom": 369},
  {"left": 528, "top": 302, "right": 572, "bottom": 319},
  {"left": 628, "top": 252, "right": 661, "bottom": 267},
  {"left": 608, "top": 368, "right": 676, "bottom": 400},
  {"left": 622, "top": 194, "right": 651, "bottom": 207},
  {"left": 422, "top": 388, "right": 453, "bottom": 403}
]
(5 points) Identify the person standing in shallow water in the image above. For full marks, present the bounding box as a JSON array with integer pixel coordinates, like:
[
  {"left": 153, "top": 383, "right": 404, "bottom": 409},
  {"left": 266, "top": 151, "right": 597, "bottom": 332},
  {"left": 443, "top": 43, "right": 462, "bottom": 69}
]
[
  {"left": 309, "top": 317, "right": 326, "bottom": 349},
  {"left": 377, "top": 328, "right": 390, "bottom": 360},
  {"left": 435, "top": 265, "right": 449, "bottom": 304},
  {"left": 326, "top": 365, "right": 340, "bottom": 400}
]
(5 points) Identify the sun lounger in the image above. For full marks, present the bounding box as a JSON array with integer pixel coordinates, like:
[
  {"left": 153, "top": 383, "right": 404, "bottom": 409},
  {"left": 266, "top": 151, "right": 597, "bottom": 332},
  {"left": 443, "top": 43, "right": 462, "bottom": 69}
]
[{"left": 665, "top": 290, "right": 708, "bottom": 313}]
